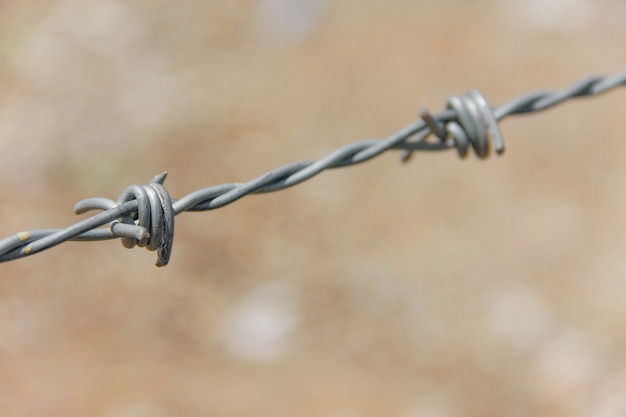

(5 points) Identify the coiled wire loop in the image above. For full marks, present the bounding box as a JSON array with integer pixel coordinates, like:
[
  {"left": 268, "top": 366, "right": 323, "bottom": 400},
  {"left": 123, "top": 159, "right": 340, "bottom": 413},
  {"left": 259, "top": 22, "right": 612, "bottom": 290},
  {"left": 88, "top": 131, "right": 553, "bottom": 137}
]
[
  {"left": 73, "top": 172, "right": 174, "bottom": 266},
  {"left": 445, "top": 89, "right": 505, "bottom": 158}
]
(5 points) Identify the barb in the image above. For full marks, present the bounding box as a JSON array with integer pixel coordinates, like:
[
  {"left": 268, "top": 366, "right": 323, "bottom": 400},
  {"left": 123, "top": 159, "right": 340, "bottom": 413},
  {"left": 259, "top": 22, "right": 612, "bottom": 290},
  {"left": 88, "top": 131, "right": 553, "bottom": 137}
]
[{"left": 1, "top": 70, "right": 625, "bottom": 266}]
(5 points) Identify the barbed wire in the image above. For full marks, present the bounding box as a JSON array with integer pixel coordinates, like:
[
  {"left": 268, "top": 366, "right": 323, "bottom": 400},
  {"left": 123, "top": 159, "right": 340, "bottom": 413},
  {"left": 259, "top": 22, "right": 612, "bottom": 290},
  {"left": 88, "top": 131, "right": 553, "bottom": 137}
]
[{"left": 1, "top": 69, "right": 625, "bottom": 267}]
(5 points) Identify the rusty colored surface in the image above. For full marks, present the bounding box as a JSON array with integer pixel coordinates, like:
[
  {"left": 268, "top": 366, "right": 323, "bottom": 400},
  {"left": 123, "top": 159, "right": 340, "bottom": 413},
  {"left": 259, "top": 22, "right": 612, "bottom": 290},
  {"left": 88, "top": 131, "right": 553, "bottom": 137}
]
[{"left": 1, "top": 1, "right": 626, "bottom": 416}]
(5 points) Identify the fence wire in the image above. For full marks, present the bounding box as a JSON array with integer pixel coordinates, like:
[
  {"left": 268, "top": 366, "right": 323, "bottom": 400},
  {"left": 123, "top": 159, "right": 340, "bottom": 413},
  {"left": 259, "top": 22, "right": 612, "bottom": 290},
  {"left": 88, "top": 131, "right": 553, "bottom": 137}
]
[{"left": 1, "top": 69, "right": 625, "bottom": 266}]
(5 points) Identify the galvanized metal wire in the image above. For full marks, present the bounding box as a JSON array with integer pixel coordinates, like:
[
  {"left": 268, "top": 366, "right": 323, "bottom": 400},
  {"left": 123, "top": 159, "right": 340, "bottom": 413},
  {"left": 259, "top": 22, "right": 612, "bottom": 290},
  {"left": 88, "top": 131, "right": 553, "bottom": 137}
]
[{"left": 1, "top": 69, "right": 625, "bottom": 266}]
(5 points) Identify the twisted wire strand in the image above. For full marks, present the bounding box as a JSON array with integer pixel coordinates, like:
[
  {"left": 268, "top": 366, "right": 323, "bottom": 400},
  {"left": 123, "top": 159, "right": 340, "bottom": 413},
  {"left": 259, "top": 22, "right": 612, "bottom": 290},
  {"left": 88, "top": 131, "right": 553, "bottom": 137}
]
[{"left": 1, "top": 69, "right": 624, "bottom": 266}]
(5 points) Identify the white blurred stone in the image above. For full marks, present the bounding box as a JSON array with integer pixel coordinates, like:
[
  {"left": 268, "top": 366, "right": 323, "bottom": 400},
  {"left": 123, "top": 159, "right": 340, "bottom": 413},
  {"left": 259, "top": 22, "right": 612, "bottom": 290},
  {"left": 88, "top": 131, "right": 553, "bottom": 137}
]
[
  {"left": 501, "top": 0, "right": 593, "bottom": 34},
  {"left": 531, "top": 326, "right": 603, "bottom": 400},
  {"left": 221, "top": 282, "right": 299, "bottom": 361},
  {"left": 485, "top": 287, "right": 553, "bottom": 352},
  {"left": 582, "top": 372, "right": 626, "bottom": 417},
  {"left": 256, "top": 0, "right": 326, "bottom": 46}
]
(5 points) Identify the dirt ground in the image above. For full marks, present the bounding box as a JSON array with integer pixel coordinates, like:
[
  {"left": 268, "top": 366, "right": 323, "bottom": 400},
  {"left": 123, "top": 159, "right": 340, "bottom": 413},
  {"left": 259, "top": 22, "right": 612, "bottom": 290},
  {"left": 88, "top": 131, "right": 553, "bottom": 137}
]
[{"left": 0, "top": 1, "right": 626, "bottom": 416}]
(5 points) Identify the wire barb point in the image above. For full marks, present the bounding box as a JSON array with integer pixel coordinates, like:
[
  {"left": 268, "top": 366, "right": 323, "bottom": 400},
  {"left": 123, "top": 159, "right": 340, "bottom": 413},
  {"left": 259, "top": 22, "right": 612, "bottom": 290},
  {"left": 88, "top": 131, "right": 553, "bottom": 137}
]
[{"left": 420, "top": 108, "right": 447, "bottom": 140}]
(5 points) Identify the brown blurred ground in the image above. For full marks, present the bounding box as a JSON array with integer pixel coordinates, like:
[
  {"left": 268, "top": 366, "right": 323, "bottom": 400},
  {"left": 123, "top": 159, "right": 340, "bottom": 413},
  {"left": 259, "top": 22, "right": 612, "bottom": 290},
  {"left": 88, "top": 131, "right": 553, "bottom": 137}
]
[{"left": 0, "top": 0, "right": 626, "bottom": 416}]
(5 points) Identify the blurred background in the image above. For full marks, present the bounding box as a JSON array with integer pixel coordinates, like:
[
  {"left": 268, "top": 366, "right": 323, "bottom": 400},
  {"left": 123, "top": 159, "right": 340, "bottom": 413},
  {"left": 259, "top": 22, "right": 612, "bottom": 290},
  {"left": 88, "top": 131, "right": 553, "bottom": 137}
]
[{"left": 0, "top": 0, "right": 625, "bottom": 416}]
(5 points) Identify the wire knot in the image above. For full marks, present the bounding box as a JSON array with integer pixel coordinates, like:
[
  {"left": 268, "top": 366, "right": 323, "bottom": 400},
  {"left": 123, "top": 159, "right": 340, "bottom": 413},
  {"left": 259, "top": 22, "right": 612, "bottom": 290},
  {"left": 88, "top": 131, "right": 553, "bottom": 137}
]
[
  {"left": 419, "top": 89, "right": 505, "bottom": 158},
  {"left": 74, "top": 172, "right": 175, "bottom": 267},
  {"left": 447, "top": 90, "right": 505, "bottom": 157}
]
